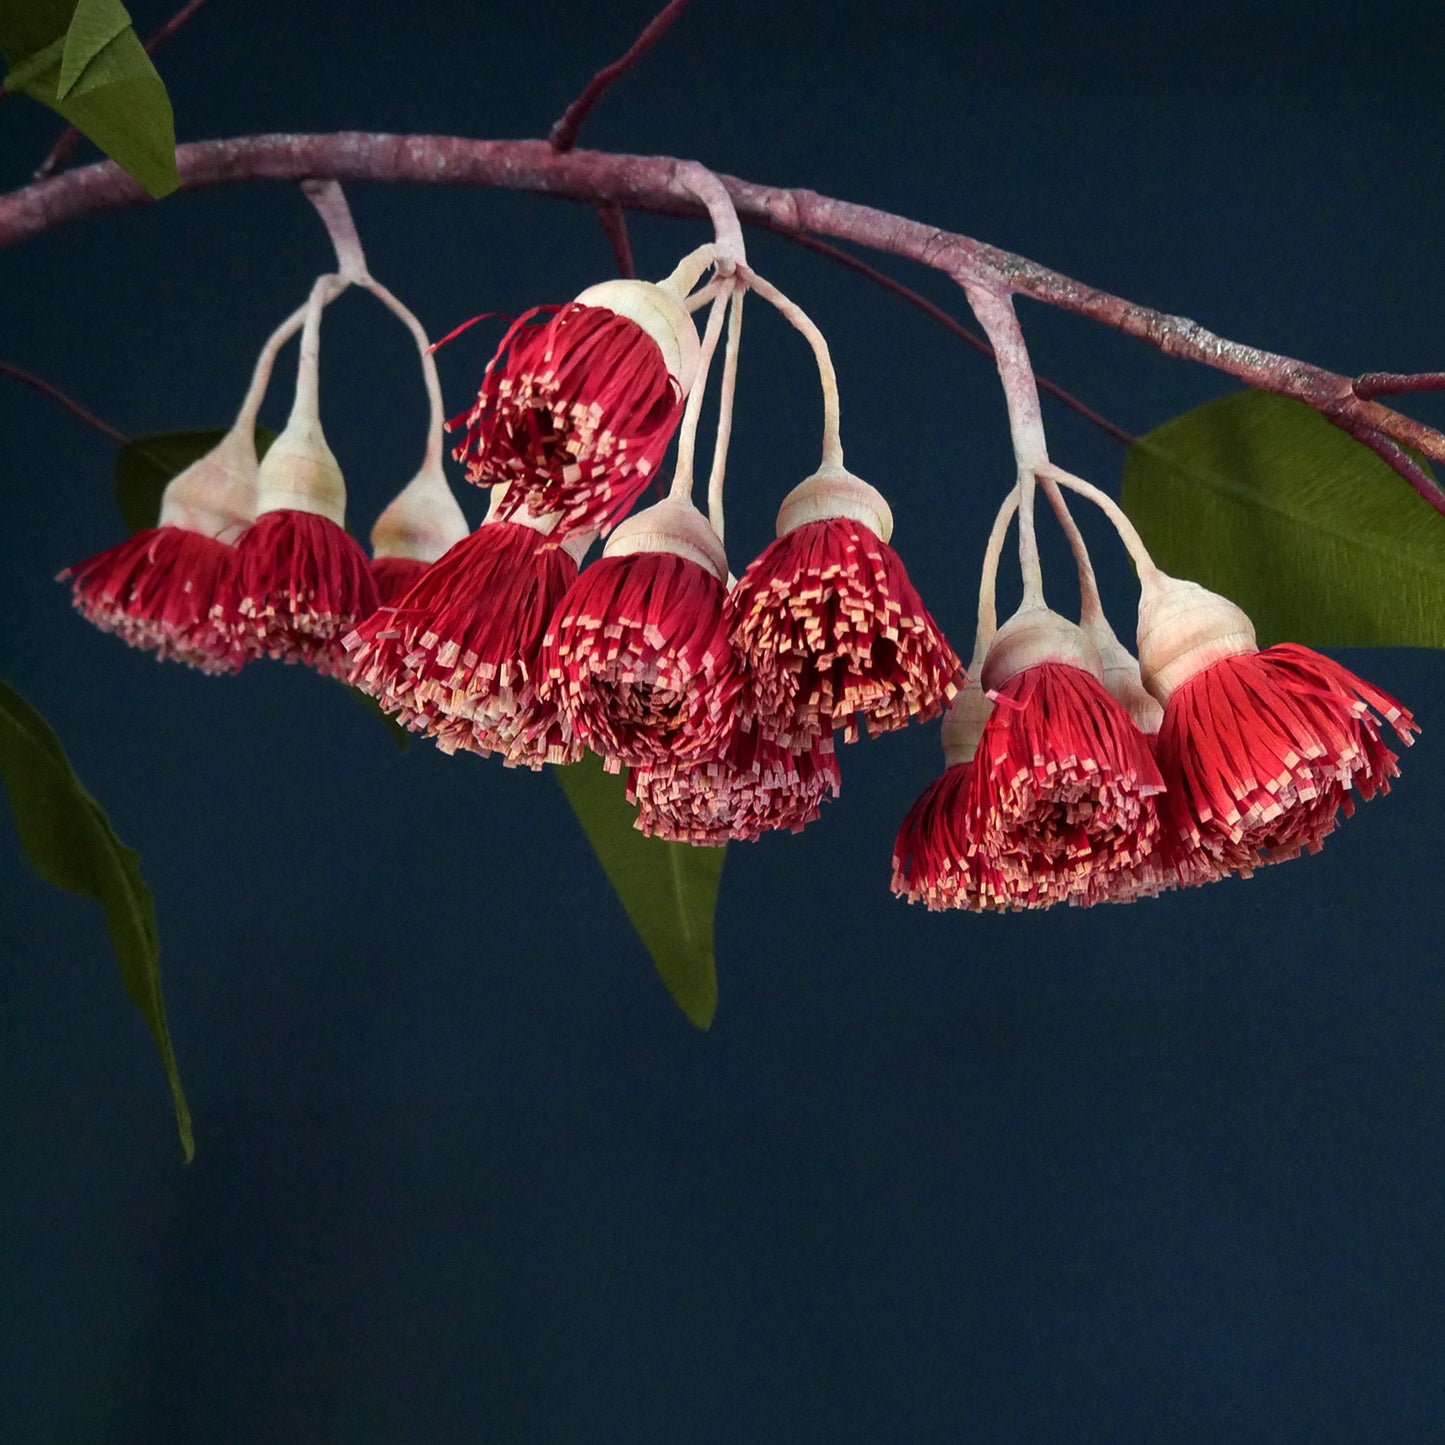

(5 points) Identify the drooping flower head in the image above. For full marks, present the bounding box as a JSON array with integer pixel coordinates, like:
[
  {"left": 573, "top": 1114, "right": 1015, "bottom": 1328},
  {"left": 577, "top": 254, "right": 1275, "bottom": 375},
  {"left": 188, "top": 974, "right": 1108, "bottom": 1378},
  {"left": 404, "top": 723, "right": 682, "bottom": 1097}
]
[
  {"left": 61, "top": 425, "right": 257, "bottom": 675},
  {"left": 629, "top": 719, "right": 841, "bottom": 844},
  {"left": 368, "top": 457, "right": 471, "bottom": 605},
  {"left": 1137, "top": 572, "right": 1418, "bottom": 874},
  {"left": 967, "top": 605, "right": 1165, "bottom": 907},
  {"left": 217, "top": 277, "right": 378, "bottom": 678},
  {"left": 726, "top": 466, "right": 963, "bottom": 746},
  {"left": 542, "top": 497, "right": 743, "bottom": 771},
  {"left": 452, "top": 276, "right": 701, "bottom": 541},
  {"left": 346, "top": 503, "right": 587, "bottom": 768}
]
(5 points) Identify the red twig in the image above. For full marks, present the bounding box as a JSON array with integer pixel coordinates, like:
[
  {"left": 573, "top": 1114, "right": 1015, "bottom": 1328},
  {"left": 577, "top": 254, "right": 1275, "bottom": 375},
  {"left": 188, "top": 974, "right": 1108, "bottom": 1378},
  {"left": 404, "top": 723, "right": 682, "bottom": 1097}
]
[
  {"left": 0, "top": 359, "right": 128, "bottom": 443},
  {"left": 773, "top": 228, "right": 1134, "bottom": 448},
  {"left": 1319, "top": 413, "right": 1445, "bottom": 518},
  {"left": 1354, "top": 371, "right": 1445, "bottom": 400},
  {"left": 32, "top": 0, "right": 211, "bottom": 181},
  {"left": 594, "top": 200, "right": 636, "bottom": 278},
  {"left": 548, "top": 0, "right": 695, "bottom": 154}
]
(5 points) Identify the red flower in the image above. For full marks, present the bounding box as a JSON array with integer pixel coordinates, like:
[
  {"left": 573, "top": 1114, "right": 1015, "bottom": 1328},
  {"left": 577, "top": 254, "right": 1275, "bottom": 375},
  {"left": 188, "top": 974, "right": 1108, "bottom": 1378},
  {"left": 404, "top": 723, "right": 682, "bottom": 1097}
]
[
  {"left": 62, "top": 527, "right": 243, "bottom": 675},
  {"left": 629, "top": 724, "right": 840, "bottom": 843},
  {"left": 346, "top": 517, "right": 584, "bottom": 769},
  {"left": 60, "top": 429, "right": 257, "bottom": 674},
  {"left": 370, "top": 556, "right": 428, "bottom": 605},
  {"left": 224, "top": 511, "right": 379, "bottom": 679},
  {"left": 452, "top": 280, "right": 698, "bottom": 541},
  {"left": 542, "top": 499, "right": 741, "bottom": 770},
  {"left": 1153, "top": 643, "right": 1417, "bottom": 873},
  {"left": 727, "top": 468, "right": 961, "bottom": 746}
]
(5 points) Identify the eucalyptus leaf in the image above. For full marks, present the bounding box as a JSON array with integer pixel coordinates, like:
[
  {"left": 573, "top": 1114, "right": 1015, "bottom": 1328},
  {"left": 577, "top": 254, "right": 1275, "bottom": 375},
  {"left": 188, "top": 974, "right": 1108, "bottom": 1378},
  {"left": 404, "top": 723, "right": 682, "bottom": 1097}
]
[
  {"left": 0, "top": 679, "right": 193, "bottom": 1161},
  {"left": 1120, "top": 390, "right": 1445, "bottom": 647},
  {"left": 555, "top": 752, "right": 723, "bottom": 1029},
  {"left": 0, "top": 0, "right": 179, "bottom": 198},
  {"left": 115, "top": 427, "right": 276, "bottom": 534}
]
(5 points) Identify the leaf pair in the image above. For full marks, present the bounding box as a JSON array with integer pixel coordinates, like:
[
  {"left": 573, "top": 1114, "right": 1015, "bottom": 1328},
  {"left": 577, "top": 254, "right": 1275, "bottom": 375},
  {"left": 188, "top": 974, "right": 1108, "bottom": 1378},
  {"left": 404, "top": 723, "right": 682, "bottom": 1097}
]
[{"left": 1, "top": 0, "right": 179, "bottom": 198}]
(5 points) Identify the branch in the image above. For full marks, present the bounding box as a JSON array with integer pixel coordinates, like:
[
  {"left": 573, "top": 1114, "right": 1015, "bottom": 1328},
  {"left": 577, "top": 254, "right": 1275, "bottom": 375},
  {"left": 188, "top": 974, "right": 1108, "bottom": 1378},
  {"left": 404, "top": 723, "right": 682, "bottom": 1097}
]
[
  {"left": 32, "top": 0, "right": 212, "bottom": 180},
  {"left": 0, "top": 359, "right": 128, "bottom": 443},
  {"left": 593, "top": 200, "right": 635, "bottom": 278},
  {"left": 0, "top": 133, "right": 1439, "bottom": 482},
  {"left": 1353, "top": 371, "right": 1445, "bottom": 400},
  {"left": 548, "top": 0, "right": 695, "bottom": 153}
]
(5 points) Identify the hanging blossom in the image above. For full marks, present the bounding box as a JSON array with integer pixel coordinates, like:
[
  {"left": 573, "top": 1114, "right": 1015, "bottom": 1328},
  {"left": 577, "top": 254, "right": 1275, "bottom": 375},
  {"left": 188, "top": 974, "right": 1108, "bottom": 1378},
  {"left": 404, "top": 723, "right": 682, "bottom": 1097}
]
[
  {"left": 451, "top": 269, "right": 706, "bottom": 541},
  {"left": 346, "top": 505, "right": 588, "bottom": 768}
]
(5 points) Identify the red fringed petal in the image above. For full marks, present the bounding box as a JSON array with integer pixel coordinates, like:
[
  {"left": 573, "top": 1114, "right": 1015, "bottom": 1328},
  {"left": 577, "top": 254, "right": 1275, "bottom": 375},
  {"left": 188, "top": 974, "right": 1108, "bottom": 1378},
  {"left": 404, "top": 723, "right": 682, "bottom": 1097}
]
[
  {"left": 726, "top": 517, "right": 962, "bottom": 746},
  {"left": 220, "top": 511, "right": 379, "bottom": 678},
  {"left": 966, "top": 663, "right": 1165, "bottom": 908},
  {"left": 61, "top": 526, "right": 243, "bottom": 674},
  {"left": 629, "top": 725, "right": 840, "bottom": 843},
  {"left": 1155, "top": 642, "right": 1417, "bottom": 873},
  {"left": 543, "top": 551, "right": 743, "bottom": 769},
  {"left": 891, "top": 761, "right": 988, "bottom": 909},
  {"left": 345, "top": 521, "right": 582, "bottom": 769},
  {"left": 452, "top": 303, "right": 684, "bottom": 540},
  {"left": 370, "top": 556, "right": 429, "bottom": 606}
]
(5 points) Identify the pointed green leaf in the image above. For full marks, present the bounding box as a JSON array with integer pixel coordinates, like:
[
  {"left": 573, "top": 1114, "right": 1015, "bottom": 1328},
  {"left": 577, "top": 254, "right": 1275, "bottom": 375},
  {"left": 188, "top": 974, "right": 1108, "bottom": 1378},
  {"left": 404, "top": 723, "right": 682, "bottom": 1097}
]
[
  {"left": 115, "top": 427, "right": 276, "bottom": 534},
  {"left": 58, "top": 0, "right": 130, "bottom": 98},
  {"left": 0, "top": 679, "right": 193, "bottom": 1160},
  {"left": 1, "top": 0, "right": 179, "bottom": 199},
  {"left": 1121, "top": 389, "right": 1445, "bottom": 647},
  {"left": 555, "top": 752, "right": 723, "bottom": 1028}
]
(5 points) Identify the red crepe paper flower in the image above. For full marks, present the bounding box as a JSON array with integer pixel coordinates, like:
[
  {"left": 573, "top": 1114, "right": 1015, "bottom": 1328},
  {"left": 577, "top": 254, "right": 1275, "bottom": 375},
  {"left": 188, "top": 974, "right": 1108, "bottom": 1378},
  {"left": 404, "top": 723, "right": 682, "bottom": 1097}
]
[
  {"left": 727, "top": 470, "right": 961, "bottom": 746},
  {"left": 370, "top": 556, "right": 428, "bottom": 605},
  {"left": 629, "top": 724, "right": 840, "bottom": 843},
  {"left": 1153, "top": 643, "right": 1417, "bottom": 874},
  {"left": 543, "top": 547, "right": 742, "bottom": 770},
  {"left": 346, "top": 518, "right": 583, "bottom": 769},
  {"left": 62, "top": 527, "right": 243, "bottom": 675},
  {"left": 452, "top": 282, "right": 696, "bottom": 541}
]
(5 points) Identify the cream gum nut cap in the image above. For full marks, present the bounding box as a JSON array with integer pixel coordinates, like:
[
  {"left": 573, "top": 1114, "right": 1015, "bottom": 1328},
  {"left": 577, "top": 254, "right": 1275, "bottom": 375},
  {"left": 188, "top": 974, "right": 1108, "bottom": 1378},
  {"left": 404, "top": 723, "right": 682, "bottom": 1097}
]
[
  {"left": 254, "top": 411, "right": 347, "bottom": 526},
  {"left": 774, "top": 466, "right": 894, "bottom": 544},
  {"left": 572, "top": 278, "right": 702, "bottom": 392},
  {"left": 980, "top": 604, "right": 1104, "bottom": 693},
  {"left": 1136, "top": 572, "right": 1257, "bottom": 705},
  {"left": 940, "top": 684, "right": 994, "bottom": 767},
  {"left": 602, "top": 497, "right": 728, "bottom": 581},
  {"left": 158, "top": 426, "right": 258, "bottom": 544}
]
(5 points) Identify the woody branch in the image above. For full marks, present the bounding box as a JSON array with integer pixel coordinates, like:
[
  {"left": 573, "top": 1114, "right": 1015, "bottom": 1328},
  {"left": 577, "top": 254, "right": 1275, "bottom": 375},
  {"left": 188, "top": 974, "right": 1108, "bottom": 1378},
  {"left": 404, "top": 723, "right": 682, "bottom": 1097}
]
[{"left": 0, "top": 134, "right": 1441, "bottom": 507}]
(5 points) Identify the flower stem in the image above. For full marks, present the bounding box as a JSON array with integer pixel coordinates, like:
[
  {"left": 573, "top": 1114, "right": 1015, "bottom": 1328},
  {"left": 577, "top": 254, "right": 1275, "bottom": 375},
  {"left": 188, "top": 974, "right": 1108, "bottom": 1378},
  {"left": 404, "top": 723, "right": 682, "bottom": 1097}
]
[
  {"left": 674, "top": 161, "right": 746, "bottom": 272},
  {"left": 1037, "top": 474, "right": 1103, "bottom": 624},
  {"left": 973, "top": 484, "right": 1020, "bottom": 666},
  {"left": 289, "top": 273, "right": 339, "bottom": 425},
  {"left": 738, "top": 264, "right": 844, "bottom": 470},
  {"left": 232, "top": 284, "right": 344, "bottom": 435},
  {"left": 707, "top": 288, "right": 744, "bottom": 542},
  {"left": 1040, "top": 462, "right": 1162, "bottom": 585},
  {"left": 301, "top": 180, "right": 370, "bottom": 282},
  {"left": 668, "top": 287, "right": 731, "bottom": 507},
  {"left": 359, "top": 276, "right": 446, "bottom": 473}
]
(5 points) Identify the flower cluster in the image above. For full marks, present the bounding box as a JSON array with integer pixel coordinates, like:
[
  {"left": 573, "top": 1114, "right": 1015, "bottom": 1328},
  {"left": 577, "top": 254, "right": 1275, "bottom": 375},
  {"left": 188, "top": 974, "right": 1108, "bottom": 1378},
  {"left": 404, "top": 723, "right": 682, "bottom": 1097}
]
[{"left": 891, "top": 474, "right": 1417, "bottom": 910}]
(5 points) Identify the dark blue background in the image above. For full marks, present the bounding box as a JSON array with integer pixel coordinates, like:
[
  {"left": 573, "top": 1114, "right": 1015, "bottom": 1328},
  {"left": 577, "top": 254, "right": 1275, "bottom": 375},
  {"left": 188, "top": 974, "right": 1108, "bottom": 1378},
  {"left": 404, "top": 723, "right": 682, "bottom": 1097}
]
[{"left": 3, "top": 3, "right": 1444, "bottom": 1440}]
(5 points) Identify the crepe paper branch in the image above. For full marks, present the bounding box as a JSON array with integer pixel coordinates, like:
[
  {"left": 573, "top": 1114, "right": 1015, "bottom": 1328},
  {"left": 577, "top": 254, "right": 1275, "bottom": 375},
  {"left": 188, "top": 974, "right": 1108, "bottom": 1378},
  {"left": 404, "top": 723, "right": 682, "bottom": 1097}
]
[
  {"left": 1353, "top": 371, "right": 1445, "bottom": 400},
  {"left": 775, "top": 227, "right": 1134, "bottom": 447},
  {"left": 548, "top": 0, "right": 696, "bottom": 154},
  {"left": 31, "top": 0, "right": 212, "bottom": 180},
  {"left": 593, "top": 198, "right": 635, "bottom": 278},
  {"left": 1, "top": 134, "right": 1441, "bottom": 506},
  {"left": 0, "top": 358, "right": 128, "bottom": 443}
]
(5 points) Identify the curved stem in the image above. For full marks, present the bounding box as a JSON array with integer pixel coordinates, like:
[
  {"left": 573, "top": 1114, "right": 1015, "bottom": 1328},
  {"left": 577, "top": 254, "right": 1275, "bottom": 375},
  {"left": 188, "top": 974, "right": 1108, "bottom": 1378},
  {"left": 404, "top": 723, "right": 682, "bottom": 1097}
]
[
  {"left": 289, "top": 274, "right": 337, "bottom": 424},
  {"left": 973, "top": 485, "right": 1020, "bottom": 666},
  {"left": 1037, "top": 474, "right": 1103, "bottom": 623},
  {"left": 359, "top": 276, "right": 445, "bottom": 472},
  {"left": 667, "top": 288, "right": 731, "bottom": 505},
  {"left": 738, "top": 263, "right": 843, "bottom": 469},
  {"left": 1040, "top": 462, "right": 1162, "bottom": 584},
  {"left": 674, "top": 161, "right": 746, "bottom": 272},
  {"left": 0, "top": 359, "right": 127, "bottom": 443},
  {"left": 232, "top": 283, "right": 344, "bottom": 434},
  {"left": 662, "top": 241, "right": 722, "bottom": 299},
  {"left": 301, "top": 179, "right": 369, "bottom": 281},
  {"left": 707, "top": 288, "right": 744, "bottom": 542}
]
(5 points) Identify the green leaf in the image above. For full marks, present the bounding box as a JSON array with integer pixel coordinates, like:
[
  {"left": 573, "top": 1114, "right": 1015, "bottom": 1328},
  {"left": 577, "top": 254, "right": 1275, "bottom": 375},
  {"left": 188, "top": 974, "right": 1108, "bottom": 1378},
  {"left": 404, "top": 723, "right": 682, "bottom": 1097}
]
[
  {"left": 1, "top": 0, "right": 179, "bottom": 199},
  {"left": 0, "top": 679, "right": 193, "bottom": 1160},
  {"left": 1121, "top": 389, "right": 1445, "bottom": 647},
  {"left": 555, "top": 752, "right": 723, "bottom": 1028},
  {"left": 115, "top": 427, "right": 276, "bottom": 534}
]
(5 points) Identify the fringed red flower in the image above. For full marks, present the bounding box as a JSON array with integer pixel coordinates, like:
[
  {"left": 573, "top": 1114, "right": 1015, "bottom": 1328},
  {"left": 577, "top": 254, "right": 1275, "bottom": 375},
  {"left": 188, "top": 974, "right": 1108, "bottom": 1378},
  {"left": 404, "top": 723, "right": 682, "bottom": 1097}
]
[
  {"left": 346, "top": 518, "right": 583, "bottom": 768},
  {"left": 62, "top": 527, "right": 243, "bottom": 675},
  {"left": 1153, "top": 642, "right": 1417, "bottom": 874},
  {"left": 370, "top": 556, "right": 429, "bottom": 605},
  {"left": 629, "top": 724, "right": 840, "bottom": 843},
  {"left": 452, "top": 282, "right": 697, "bottom": 541},
  {"left": 727, "top": 470, "right": 961, "bottom": 746}
]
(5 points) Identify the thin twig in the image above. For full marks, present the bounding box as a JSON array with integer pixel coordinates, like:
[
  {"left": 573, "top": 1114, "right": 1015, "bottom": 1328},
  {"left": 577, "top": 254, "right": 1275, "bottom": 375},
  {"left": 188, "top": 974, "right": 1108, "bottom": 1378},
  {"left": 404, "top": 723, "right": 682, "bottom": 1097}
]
[
  {"left": 1320, "top": 416, "right": 1445, "bottom": 519},
  {"left": 772, "top": 228, "right": 1134, "bottom": 447},
  {"left": 593, "top": 200, "right": 635, "bottom": 278},
  {"left": 32, "top": 0, "right": 212, "bottom": 180},
  {"left": 0, "top": 359, "right": 127, "bottom": 443},
  {"left": 1353, "top": 371, "right": 1445, "bottom": 400},
  {"left": 548, "top": 0, "right": 695, "bottom": 153}
]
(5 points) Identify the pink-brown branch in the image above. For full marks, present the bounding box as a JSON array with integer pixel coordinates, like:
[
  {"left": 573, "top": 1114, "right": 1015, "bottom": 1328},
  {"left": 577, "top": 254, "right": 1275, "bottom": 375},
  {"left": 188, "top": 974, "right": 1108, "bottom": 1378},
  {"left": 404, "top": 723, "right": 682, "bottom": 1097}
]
[
  {"left": 0, "top": 359, "right": 128, "bottom": 443},
  {"left": 1, "top": 132, "right": 1440, "bottom": 493}
]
